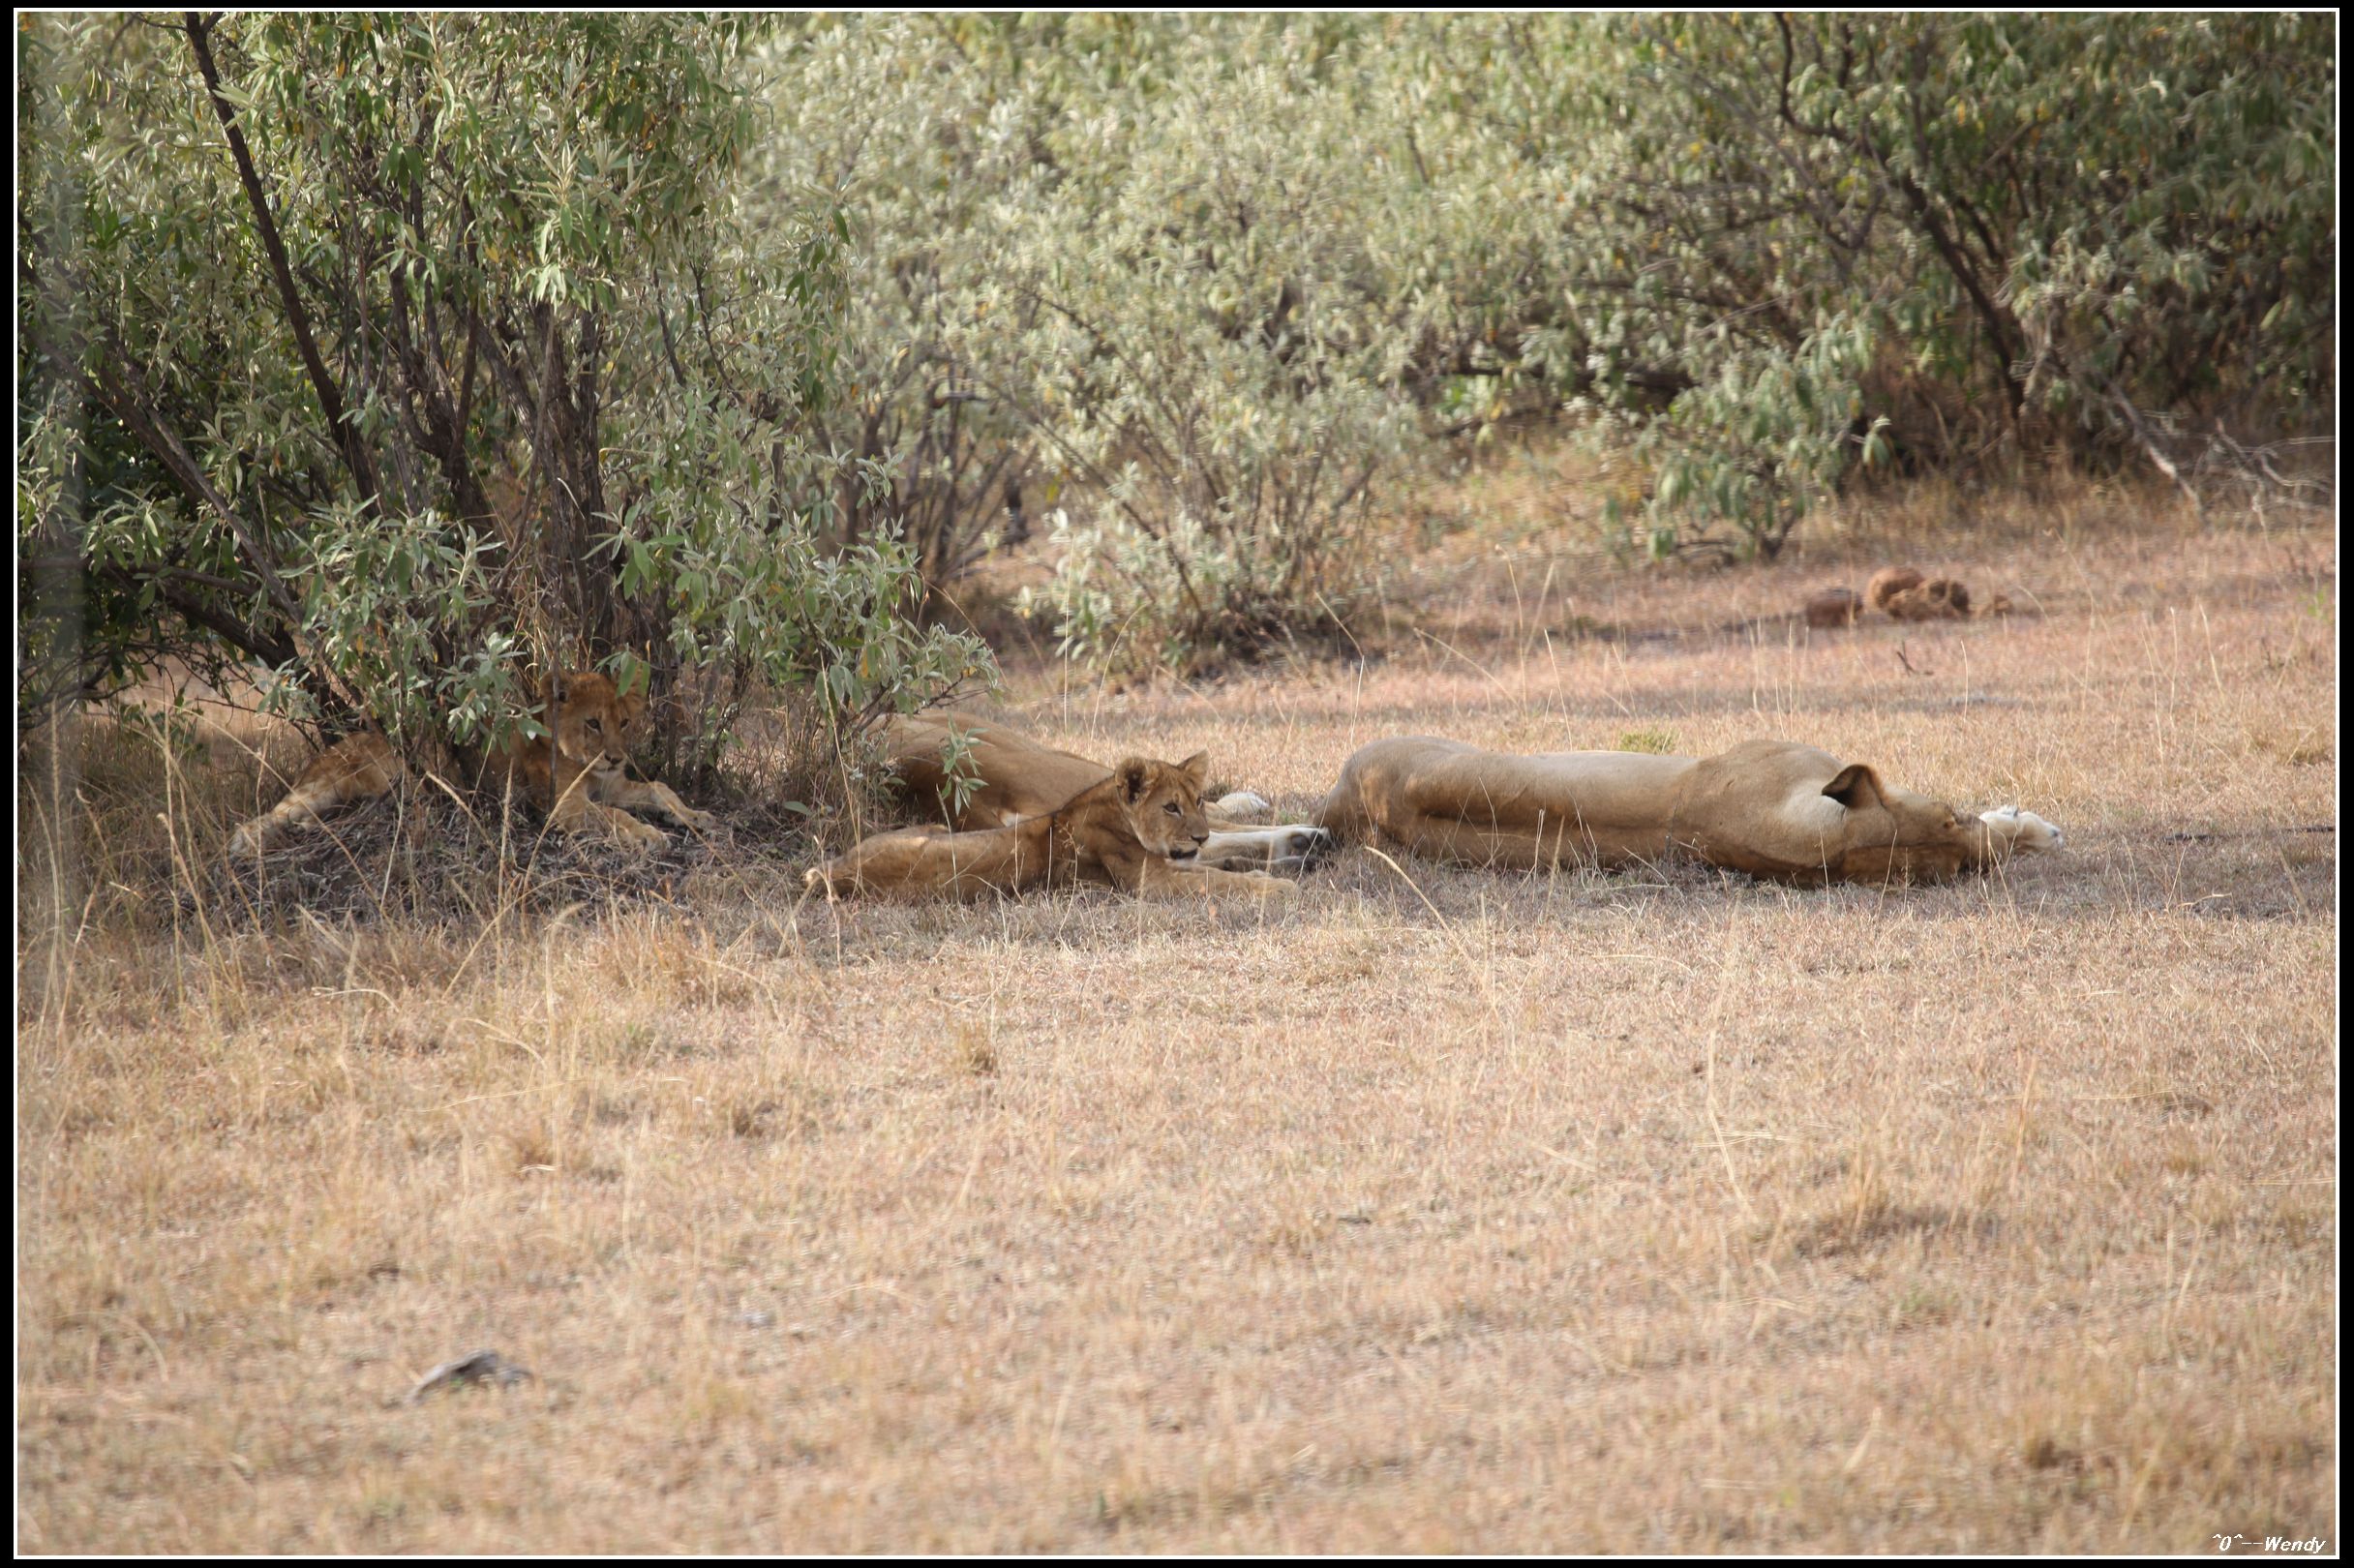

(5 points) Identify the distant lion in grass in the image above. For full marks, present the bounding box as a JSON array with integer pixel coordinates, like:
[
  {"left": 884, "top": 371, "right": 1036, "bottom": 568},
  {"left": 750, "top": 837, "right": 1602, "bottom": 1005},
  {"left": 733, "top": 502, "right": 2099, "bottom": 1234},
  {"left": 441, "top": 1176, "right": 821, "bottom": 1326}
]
[
  {"left": 1886, "top": 577, "right": 1973, "bottom": 620},
  {"left": 1313, "top": 736, "right": 2062, "bottom": 887},
  {"left": 806, "top": 749, "right": 1294, "bottom": 901},
  {"left": 1865, "top": 566, "right": 1927, "bottom": 615},
  {"left": 1858, "top": 566, "right": 2015, "bottom": 621},
  {"left": 227, "top": 671, "right": 715, "bottom": 858}
]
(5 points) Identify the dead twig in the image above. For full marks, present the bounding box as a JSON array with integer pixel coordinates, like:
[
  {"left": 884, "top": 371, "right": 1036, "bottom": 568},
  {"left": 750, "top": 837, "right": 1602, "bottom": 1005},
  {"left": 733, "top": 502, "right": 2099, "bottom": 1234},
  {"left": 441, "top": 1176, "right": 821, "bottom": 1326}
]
[
  {"left": 401, "top": 1349, "right": 535, "bottom": 1405},
  {"left": 2157, "top": 824, "right": 2335, "bottom": 845}
]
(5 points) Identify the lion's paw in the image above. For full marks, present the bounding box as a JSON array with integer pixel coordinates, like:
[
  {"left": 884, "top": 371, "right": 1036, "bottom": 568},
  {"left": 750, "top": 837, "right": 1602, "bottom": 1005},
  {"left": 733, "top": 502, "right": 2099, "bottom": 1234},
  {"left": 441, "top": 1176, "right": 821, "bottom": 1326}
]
[
  {"left": 1266, "top": 825, "right": 1339, "bottom": 873},
  {"left": 1981, "top": 805, "right": 2064, "bottom": 854},
  {"left": 1212, "top": 789, "right": 1274, "bottom": 825},
  {"left": 613, "top": 818, "right": 668, "bottom": 856}
]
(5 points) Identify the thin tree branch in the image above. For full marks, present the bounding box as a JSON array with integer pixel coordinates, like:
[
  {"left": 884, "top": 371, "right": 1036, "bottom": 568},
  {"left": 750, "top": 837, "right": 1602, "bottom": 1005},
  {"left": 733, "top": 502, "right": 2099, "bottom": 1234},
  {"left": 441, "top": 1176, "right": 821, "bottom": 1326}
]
[{"left": 184, "top": 12, "right": 386, "bottom": 515}]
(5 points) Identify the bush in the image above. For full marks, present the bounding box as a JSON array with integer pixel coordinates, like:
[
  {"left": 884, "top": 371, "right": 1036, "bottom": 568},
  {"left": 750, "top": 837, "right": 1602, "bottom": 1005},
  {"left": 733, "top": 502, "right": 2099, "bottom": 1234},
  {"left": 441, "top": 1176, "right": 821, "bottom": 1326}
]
[
  {"left": 17, "top": 14, "right": 988, "bottom": 777},
  {"left": 761, "top": 17, "right": 1470, "bottom": 673},
  {"left": 1502, "top": 14, "right": 2336, "bottom": 549},
  {"left": 22, "top": 14, "right": 2331, "bottom": 726}
]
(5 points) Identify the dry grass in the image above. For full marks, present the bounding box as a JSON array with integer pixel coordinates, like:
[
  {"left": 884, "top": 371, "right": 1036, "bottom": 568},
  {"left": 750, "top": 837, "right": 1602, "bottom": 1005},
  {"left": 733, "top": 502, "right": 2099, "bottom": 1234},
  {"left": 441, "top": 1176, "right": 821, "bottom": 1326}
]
[{"left": 15, "top": 483, "right": 2338, "bottom": 1552}]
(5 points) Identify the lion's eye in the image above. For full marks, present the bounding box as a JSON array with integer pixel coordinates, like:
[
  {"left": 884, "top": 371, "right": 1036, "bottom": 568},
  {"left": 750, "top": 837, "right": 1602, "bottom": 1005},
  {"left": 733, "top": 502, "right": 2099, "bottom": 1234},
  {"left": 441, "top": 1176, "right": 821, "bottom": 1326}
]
[{"left": 1163, "top": 801, "right": 1181, "bottom": 815}]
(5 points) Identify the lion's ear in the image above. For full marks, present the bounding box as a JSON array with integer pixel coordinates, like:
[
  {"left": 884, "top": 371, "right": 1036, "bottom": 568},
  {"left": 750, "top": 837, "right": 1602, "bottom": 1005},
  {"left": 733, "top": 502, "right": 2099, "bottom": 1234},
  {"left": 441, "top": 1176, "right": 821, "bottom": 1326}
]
[
  {"left": 1177, "top": 751, "right": 1210, "bottom": 793},
  {"left": 1116, "top": 758, "right": 1151, "bottom": 803},
  {"left": 1823, "top": 763, "right": 1886, "bottom": 810}
]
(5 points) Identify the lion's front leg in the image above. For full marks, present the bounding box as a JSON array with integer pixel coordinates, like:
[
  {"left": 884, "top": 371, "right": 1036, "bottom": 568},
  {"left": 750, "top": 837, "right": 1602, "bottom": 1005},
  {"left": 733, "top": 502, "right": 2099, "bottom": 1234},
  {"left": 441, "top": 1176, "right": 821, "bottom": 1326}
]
[
  {"left": 596, "top": 774, "right": 719, "bottom": 834},
  {"left": 1196, "top": 824, "right": 1338, "bottom": 873},
  {"left": 547, "top": 777, "right": 668, "bottom": 855},
  {"left": 1133, "top": 856, "right": 1296, "bottom": 901}
]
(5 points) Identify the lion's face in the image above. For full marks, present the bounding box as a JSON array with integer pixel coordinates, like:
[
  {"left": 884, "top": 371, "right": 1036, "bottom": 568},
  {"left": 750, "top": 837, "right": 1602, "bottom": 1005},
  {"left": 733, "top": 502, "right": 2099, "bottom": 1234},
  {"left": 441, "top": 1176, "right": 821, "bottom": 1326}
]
[
  {"left": 1680, "top": 741, "right": 2063, "bottom": 885},
  {"left": 545, "top": 672, "right": 647, "bottom": 777},
  {"left": 1821, "top": 763, "right": 2004, "bottom": 882},
  {"left": 1113, "top": 752, "right": 1212, "bottom": 860}
]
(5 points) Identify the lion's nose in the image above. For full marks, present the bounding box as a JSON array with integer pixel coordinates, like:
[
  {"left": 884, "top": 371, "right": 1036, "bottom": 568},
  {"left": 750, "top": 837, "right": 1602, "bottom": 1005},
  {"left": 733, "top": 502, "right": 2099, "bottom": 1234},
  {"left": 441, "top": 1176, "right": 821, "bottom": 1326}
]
[{"left": 1192, "top": 831, "right": 1209, "bottom": 844}]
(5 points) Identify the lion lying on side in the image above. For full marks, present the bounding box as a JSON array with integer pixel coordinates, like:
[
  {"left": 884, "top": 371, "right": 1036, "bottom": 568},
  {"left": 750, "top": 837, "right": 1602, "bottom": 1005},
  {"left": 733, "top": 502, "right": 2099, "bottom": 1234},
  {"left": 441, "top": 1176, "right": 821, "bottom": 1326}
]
[
  {"left": 1313, "top": 736, "right": 2062, "bottom": 887},
  {"left": 227, "top": 671, "right": 715, "bottom": 858},
  {"left": 805, "top": 750, "right": 1293, "bottom": 901},
  {"left": 878, "top": 713, "right": 1333, "bottom": 872}
]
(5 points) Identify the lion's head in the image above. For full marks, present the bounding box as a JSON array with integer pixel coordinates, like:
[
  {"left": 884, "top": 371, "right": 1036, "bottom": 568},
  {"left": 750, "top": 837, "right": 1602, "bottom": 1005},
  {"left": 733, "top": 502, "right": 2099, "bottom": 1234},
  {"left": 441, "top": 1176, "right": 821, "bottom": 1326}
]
[
  {"left": 1111, "top": 752, "right": 1212, "bottom": 860},
  {"left": 1681, "top": 739, "right": 2062, "bottom": 884},
  {"left": 544, "top": 671, "right": 647, "bottom": 777},
  {"left": 1818, "top": 761, "right": 2061, "bottom": 882}
]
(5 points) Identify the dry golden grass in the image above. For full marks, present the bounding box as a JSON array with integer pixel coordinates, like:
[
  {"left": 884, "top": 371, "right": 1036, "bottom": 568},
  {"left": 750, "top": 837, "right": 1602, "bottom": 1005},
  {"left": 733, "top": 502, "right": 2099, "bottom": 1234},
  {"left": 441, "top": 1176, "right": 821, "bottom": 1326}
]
[{"left": 16, "top": 485, "right": 2338, "bottom": 1552}]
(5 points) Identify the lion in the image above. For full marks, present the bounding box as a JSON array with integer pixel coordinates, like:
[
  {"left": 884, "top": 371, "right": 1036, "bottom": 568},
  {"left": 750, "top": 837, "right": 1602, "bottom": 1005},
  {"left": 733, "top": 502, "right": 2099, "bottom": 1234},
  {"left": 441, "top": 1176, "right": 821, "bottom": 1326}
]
[
  {"left": 879, "top": 713, "right": 1333, "bottom": 872},
  {"left": 1313, "top": 736, "right": 2063, "bottom": 887},
  {"left": 1865, "top": 566, "right": 1926, "bottom": 614},
  {"left": 806, "top": 750, "right": 1295, "bottom": 901},
  {"left": 226, "top": 671, "right": 716, "bottom": 858},
  {"left": 1863, "top": 566, "right": 2015, "bottom": 620},
  {"left": 1885, "top": 577, "right": 1973, "bottom": 620}
]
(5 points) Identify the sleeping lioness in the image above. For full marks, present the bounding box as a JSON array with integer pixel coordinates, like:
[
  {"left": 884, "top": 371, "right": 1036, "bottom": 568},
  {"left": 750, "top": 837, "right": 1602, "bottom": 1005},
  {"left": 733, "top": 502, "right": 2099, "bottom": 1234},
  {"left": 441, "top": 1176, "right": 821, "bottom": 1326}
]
[
  {"left": 1313, "top": 736, "right": 2062, "bottom": 887},
  {"left": 805, "top": 751, "right": 1293, "bottom": 901},
  {"left": 881, "top": 713, "right": 1333, "bottom": 873},
  {"left": 227, "top": 671, "right": 715, "bottom": 858}
]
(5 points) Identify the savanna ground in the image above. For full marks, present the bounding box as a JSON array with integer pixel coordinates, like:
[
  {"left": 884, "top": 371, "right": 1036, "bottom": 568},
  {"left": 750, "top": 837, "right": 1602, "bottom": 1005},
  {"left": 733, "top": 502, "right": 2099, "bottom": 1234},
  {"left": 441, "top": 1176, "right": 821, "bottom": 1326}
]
[{"left": 16, "top": 456, "right": 2339, "bottom": 1552}]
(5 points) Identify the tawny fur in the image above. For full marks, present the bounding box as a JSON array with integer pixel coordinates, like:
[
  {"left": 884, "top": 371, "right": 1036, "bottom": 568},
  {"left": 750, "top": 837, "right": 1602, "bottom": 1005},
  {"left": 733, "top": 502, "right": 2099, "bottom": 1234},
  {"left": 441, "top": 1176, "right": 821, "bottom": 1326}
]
[
  {"left": 880, "top": 713, "right": 1330, "bottom": 872},
  {"left": 1313, "top": 736, "right": 2062, "bottom": 888},
  {"left": 1865, "top": 565, "right": 1926, "bottom": 614},
  {"left": 1886, "top": 577, "right": 1973, "bottom": 620},
  {"left": 1818, "top": 567, "right": 2015, "bottom": 624},
  {"left": 1804, "top": 588, "right": 1863, "bottom": 628},
  {"left": 227, "top": 672, "right": 715, "bottom": 858},
  {"left": 808, "top": 752, "right": 1295, "bottom": 901}
]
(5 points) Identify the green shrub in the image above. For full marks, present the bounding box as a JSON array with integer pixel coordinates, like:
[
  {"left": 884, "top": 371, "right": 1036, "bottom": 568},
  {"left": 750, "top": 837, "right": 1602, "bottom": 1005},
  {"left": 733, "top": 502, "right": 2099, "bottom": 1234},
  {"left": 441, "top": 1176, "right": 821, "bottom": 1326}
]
[{"left": 17, "top": 14, "right": 988, "bottom": 774}]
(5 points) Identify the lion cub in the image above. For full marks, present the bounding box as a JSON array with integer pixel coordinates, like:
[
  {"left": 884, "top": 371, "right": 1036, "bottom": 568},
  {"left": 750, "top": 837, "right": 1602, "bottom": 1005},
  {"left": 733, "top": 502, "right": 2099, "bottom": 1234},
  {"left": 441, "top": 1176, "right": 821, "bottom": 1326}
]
[
  {"left": 806, "top": 752, "right": 1292, "bottom": 901},
  {"left": 227, "top": 671, "right": 715, "bottom": 858}
]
